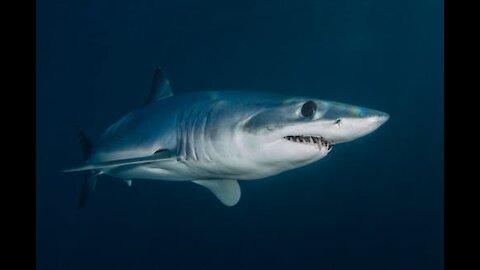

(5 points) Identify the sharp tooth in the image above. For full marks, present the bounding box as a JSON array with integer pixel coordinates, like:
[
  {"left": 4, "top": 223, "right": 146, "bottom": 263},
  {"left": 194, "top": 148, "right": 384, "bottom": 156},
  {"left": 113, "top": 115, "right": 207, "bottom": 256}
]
[
  {"left": 306, "top": 137, "right": 311, "bottom": 143},
  {"left": 312, "top": 137, "right": 318, "bottom": 143},
  {"left": 299, "top": 137, "right": 304, "bottom": 143}
]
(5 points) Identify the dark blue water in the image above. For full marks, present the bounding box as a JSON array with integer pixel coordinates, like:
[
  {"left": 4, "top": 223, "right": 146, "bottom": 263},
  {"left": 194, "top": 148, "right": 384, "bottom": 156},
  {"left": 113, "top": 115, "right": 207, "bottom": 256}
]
[{"left": 36, "top": 0, "right": 443, "bottom": 269}]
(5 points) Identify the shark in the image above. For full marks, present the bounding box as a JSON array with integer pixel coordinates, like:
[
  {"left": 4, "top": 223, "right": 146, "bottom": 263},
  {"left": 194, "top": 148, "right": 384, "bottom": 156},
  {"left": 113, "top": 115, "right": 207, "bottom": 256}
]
[{"left": 64, "top": 67, "right": 389, "bottom": 207}]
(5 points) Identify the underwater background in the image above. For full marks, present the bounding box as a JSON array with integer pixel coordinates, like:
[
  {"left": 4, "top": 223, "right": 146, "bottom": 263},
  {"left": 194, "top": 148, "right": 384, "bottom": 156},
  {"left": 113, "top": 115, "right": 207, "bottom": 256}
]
[{"left": 36, "top": 0, "right": 443, "bottom": 269}]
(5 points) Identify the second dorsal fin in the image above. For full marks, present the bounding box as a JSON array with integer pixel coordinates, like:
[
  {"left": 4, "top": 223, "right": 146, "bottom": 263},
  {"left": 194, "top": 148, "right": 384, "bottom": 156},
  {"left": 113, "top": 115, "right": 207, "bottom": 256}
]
[{"left": 143, "top": 66, "right": 173, "bottom": 105}]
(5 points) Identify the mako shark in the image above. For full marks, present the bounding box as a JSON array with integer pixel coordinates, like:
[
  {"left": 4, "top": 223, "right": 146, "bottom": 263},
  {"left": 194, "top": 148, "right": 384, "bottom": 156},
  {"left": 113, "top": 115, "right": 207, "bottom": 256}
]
[{"left": 64, "top": 67, "right": 389, "bottom": 207}]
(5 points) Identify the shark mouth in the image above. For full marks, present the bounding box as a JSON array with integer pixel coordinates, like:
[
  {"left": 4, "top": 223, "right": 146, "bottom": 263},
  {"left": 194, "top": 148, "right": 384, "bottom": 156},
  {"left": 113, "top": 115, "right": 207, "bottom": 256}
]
[{"left": 283, "top": 135, "right": 332, "bottom": 150}]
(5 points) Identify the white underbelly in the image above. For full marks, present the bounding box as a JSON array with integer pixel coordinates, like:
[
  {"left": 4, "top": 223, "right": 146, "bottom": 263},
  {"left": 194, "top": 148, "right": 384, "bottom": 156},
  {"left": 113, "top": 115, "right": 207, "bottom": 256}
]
[
  {"left": 105, "top": 161, "right": 195, "bottom": 181},
  {"left": 103, "top": 158, "right": 289, "bottom": 181}
]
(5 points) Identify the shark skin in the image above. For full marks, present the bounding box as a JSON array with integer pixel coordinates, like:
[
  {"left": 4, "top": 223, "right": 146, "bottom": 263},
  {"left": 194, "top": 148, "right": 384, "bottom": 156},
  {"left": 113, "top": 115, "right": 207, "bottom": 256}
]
[{"left": 65, "top": 67, "right": 389, "bottom": 207}]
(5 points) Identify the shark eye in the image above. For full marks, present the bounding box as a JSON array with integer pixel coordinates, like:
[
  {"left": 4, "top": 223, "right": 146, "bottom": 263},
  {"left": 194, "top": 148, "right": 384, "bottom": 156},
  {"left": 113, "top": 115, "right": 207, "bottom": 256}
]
[
  {"left": 335, "top": 118, "right": 342, "bottom": 124},
  {"left": 301, "top": 101, "right": 317, "bottom": 118}
]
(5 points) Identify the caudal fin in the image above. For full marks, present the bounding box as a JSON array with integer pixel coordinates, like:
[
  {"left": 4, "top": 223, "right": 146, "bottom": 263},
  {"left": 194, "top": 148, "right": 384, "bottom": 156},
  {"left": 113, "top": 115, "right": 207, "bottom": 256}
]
[
  {"left": 78, "top": 171, "right": 97, "bottom": 208},
  {"left": 75, "top": 127, "right": 97, "bottom": 208},
  {"left": 77, "top": 126, "right": 92, "bottom": 159}
]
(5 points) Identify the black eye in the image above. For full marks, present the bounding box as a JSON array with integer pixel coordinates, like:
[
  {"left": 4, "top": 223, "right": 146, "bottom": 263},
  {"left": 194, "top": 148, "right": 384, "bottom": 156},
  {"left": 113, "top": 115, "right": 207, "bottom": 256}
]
[
  {"left": 301, "top": 101, "right": 317, "bottom": 118},
  {"left": 335, "top": 118, "right": 342, "bottom": 124}
]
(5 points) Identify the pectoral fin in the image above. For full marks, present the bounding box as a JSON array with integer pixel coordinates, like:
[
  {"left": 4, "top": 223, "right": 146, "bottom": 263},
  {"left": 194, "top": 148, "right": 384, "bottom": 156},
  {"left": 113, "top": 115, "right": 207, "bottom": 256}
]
[{"left": 192, "top": 180, "right": 241, "bottom": 206}]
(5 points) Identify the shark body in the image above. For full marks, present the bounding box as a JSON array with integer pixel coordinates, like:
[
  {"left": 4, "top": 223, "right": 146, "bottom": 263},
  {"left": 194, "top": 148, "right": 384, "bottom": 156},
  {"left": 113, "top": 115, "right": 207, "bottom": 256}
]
[{"left": 65, "top": 67, "right": 389, "bottom": 207}]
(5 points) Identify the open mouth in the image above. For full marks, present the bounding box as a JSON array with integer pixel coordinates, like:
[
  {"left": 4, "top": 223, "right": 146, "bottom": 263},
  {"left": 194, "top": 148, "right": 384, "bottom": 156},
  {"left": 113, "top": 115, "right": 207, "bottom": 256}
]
[{"left": 283, "top": 135, "right": 332, "bottom": 150}]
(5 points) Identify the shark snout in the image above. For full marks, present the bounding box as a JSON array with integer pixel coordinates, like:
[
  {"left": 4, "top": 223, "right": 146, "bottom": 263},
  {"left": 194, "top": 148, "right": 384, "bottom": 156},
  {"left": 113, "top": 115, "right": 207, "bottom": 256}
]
[
  {"left": 316, "top": 105, "right": 389, "bottom": 145},
  {"left": 370, "top": 112, "right": 390, "bottom": 125}
]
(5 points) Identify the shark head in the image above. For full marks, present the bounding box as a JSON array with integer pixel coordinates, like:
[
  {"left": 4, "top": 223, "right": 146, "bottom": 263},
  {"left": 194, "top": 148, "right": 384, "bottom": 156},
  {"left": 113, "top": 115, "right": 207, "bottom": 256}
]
[{"left": 238, "top": 97, "right": 389, "bottom": 170}]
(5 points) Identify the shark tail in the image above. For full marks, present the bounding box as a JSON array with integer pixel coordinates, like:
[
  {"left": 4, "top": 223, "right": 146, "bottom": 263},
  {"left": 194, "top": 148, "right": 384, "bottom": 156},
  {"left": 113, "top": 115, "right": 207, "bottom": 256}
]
[{"left": 76, "top": 127, "right": 97, "bottom": 208}]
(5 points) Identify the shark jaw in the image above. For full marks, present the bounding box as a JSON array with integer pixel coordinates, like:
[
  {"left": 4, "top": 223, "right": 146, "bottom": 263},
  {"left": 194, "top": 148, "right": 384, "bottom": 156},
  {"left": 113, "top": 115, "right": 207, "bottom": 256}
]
[{"left": 282, "top": 135, "right": 332, "bottom": 151}]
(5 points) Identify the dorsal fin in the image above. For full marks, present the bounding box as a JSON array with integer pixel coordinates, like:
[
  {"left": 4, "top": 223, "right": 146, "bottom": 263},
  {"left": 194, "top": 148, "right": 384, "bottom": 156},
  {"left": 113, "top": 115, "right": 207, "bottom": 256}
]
[{"left": 143, "top": 66, "right": 173, "bottom": 105}]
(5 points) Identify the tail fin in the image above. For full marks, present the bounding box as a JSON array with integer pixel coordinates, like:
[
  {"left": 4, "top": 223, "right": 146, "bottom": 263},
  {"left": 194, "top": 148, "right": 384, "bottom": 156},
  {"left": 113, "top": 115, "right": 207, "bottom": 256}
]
[
  {"left": 75, "top": 127, "right": 97, "bottom": 208},
  {"left": 77, "top": 126, "right": 92, "bottom": 159},
  {"left": 77, "top": 171, "right": 97, "bottom": 208}
]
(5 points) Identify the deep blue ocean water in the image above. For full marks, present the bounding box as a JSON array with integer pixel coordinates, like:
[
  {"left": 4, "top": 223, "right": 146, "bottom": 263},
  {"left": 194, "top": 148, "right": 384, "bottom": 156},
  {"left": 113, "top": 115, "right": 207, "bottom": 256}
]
[{"left": 36, "top": 0, "right": 443, "bottom": 269}]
